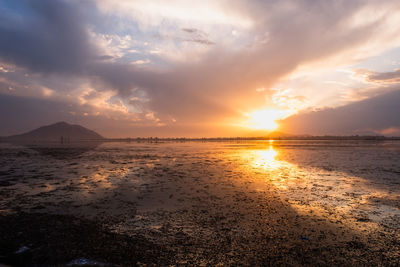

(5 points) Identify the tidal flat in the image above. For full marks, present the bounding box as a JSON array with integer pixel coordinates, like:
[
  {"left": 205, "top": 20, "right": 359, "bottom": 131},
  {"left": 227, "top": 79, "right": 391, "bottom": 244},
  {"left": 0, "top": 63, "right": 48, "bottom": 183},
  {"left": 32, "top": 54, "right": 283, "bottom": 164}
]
[{"left": 0, "top": 140, "right": 399, "bottom": 266}]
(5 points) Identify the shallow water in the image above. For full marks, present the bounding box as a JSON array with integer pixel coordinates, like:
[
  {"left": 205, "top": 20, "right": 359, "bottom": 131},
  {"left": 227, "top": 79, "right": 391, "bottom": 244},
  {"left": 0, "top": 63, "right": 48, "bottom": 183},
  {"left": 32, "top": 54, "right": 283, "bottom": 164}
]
[{"left": 1, "top": 140, "right": 399, "bottom": 265}]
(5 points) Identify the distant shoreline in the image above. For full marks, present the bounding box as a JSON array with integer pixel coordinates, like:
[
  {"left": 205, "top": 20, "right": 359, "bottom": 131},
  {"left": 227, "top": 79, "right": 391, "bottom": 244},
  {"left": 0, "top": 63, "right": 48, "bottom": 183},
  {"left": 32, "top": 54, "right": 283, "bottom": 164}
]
[
  {"left": 3, "top": 122, "right": 400, "bottom": 143},
  {"left": 2, "top": 135, "right": 400, "bottom": 143},
  {"left": 101, "top": 136, "right": 400, "bottom": 142}
]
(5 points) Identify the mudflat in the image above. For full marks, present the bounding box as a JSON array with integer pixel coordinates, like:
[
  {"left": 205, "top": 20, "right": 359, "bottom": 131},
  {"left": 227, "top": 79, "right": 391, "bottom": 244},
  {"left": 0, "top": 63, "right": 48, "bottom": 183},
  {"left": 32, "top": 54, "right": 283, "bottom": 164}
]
[{"left": 0, "top": 140, "right": 399, "bottom": 266}]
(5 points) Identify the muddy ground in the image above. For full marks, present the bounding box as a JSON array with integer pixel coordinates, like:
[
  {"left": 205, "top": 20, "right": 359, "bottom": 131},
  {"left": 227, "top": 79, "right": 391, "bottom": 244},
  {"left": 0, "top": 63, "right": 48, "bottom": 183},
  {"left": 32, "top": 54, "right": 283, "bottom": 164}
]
[{"left": 0, "top": 141, "right": 399, "bottom": 266}]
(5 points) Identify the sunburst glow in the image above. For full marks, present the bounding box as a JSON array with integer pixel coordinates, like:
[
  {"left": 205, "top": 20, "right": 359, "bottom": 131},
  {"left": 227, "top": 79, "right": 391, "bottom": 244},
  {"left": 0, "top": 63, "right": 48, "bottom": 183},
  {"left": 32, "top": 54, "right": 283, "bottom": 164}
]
[{"left": 245, "top": 109, "right": 289, "bottom": 131}]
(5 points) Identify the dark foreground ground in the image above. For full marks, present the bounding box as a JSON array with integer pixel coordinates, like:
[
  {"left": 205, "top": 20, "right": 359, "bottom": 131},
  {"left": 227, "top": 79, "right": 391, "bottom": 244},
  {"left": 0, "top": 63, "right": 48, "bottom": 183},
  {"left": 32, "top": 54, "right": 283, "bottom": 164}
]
[{"left": 0, "top": 141, "right": 399, "bottom": 266}]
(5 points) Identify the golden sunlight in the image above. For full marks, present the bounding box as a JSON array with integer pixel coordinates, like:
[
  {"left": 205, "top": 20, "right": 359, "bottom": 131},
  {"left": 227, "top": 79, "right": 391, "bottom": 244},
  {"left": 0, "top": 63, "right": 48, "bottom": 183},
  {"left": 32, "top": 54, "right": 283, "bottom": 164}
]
[
  {"left": 245, "top": 109, "right": 288, "bottom": 131},
  {"left": 236, "top": 143, "right": 282, "bottom": 171},
  {"left": 246, "top": 144, "right": 299, "bottom": 190},
  {"left": 252, "top": 145, "right": 278, "bottom": 169}
]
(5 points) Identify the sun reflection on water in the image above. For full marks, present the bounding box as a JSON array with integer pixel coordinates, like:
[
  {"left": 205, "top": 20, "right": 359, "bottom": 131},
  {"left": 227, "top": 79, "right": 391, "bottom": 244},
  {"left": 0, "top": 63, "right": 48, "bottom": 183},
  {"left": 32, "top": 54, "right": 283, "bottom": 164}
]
[
  {"left": 252, "top": 145, "right": 280, "bottom": 170},
  {"left": 237, "top": 142, "right": 400, "bottom": 228},
  {"left": 236, "top": 143, "right": 299, "bottom": 190}
]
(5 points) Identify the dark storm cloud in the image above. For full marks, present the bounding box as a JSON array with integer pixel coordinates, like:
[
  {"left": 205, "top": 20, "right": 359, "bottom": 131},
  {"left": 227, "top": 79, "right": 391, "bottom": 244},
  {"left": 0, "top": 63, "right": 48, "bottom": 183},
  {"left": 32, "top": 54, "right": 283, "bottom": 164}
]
[
  {"left": 0, "top": 0, "right": 96, "bottom": 74},
  {"left": 279, "top": 89, "right": 400, "bottom": 136}
]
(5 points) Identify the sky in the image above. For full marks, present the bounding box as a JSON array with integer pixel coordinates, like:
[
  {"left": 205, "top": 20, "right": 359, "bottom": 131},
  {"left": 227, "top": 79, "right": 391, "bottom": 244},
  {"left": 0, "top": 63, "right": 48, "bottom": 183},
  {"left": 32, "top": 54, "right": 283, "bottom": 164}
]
[{"left": 1, "top": 0, "right": 400, "bottom": 137}]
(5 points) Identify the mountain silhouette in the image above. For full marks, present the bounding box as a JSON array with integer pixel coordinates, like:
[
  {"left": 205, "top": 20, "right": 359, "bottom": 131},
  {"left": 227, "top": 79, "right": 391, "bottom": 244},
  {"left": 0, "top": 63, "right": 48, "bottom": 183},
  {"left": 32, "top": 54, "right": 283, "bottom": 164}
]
[{"left": 5, "top": 122, "right": 103, "bottom": 141}]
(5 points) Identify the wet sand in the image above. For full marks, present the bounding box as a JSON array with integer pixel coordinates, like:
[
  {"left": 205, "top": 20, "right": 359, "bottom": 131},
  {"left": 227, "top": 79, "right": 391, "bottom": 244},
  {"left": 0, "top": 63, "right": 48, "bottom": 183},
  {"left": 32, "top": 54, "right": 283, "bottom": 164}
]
[{"left": 0, "top": 141, "right": 399, "bottom": 266}]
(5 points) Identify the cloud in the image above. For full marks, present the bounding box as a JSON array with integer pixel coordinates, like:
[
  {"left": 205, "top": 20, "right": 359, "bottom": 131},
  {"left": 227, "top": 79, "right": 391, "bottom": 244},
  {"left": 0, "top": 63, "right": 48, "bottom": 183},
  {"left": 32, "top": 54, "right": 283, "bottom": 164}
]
[
  {"left": 180, "top": 28, "right": 215, "bottom": 45},
  {"left": 88, "top": 0, "right": 400, "bottom": 126},
  {"left": 279, "top": 89, "right": 400, "bottom": 136},
  {"left": 356, "top": 68, "right": 400, "bottom": 84},
  {"left": 151, "top": 29, "right": 215, "bottom": 47},
  {"left": 0, "top": 93, "right": 228, "bottom": 138},
  {"left": 379, "top": 127, "right": 400, "bottom": 135},
  {"left": 1, "top": 0, "right": 400, "bottom": 136},
  {"left": 0, "top": 0, "right": 98, "bottom": 74},
  {"left": 95, "top": 0, "right": 253, "bottom": 29}
]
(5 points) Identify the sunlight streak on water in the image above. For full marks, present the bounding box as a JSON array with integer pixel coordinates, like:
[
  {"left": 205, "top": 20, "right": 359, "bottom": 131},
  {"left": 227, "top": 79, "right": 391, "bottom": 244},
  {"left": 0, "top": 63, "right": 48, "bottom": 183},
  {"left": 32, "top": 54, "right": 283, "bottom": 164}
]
[
  {"left": 234, "top": 142, "right": 400, "bottom": 226},
  {"left": 1, "top": 141, "right": 399, "bottom": 235},
  {"left": 236, "top": 143, "right": 299, "bottom": 190},
  {"left": 252, "top": 145, "right": 278, "bottom": 170}
]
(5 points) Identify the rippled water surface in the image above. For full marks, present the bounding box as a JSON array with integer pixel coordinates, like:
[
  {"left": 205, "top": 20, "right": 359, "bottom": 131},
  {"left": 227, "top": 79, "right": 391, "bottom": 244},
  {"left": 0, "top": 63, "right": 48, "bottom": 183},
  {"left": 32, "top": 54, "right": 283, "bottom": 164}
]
[{"left": 1, "top": 140, "right": 399, "bottom": 265}]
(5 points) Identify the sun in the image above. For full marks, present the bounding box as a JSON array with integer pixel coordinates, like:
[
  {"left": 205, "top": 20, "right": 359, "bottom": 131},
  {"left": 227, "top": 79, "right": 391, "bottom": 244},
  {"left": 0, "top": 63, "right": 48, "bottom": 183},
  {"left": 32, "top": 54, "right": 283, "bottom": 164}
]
[{"left": 245, "top": 109, "right": 287, "bottom": 131}]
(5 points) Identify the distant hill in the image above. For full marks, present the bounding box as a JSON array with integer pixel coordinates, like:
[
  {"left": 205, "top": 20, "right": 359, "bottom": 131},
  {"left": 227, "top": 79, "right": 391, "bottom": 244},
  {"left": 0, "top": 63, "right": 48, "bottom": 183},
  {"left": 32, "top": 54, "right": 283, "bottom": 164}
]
[{"left": 5, "top": 122, "right": 103, "bottom": 142}]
